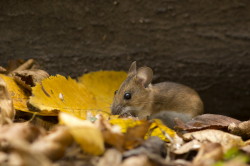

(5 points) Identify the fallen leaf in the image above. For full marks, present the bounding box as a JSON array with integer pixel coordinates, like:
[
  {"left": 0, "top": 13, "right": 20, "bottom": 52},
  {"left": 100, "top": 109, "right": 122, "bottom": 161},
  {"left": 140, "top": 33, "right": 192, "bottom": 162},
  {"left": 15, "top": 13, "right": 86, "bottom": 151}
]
[
  {"left": 228, "top": 120, "right": 250, "bottom": 139},
  {"left": 193, "top": 142, "right": 223, "bottom": 166},
  {"left": 0, "top": 76, "right": 15, "bottom": 123},
  {"left": 97, "top": 148, "right": 122, "bottom": 166},
  {"left": 0, "top": 66, "right": 6, "bottom": 73},
  {"left": 31, "top": 126, "right": 73, "bottom": 160},
  {"left": 13, "top": 69, "right": 49, "bottom": 91},
  {"left": 59, "top": 112, "right": 105, "bottom": 155},
  {"left": 29, "top": 75, "right": 114, "bottom": 119},
  {"left": 121, "top": 155, "right": 153, "bottom": 166},
  {"left": 78, "top": 71, "right": 127, "bottom": 113},
  {"left": 175, "top": 114, "right": 241, "bottom": 131},
  {"left": 11, "top": 59, "right": 35, "bottom": 73},
  {"left": 183, "top": 129, "right": 244, "bottom": 152},
  {"left": 123, "top": 136, "right": 166, "bottom": 158},
  {"left": 214, "top": 148, "right": 250, "bottom": 166},
  {"left": 0, "top": 122, "right": 43, "bottom": 143},
  {"left": 124, "top": 120, "right": 152, "bottom": 150},
  {"left": 0, "top": 139, "right": 53, "bottom": 166},
  {"left": 29, "top": 116, "right": 58, "bottom": 130},
  {"left": 0, "top": 74, "right": 30, "bottom": 113},
  {"left": 98, "top": 118, "right": 152, "bottom": 150},
  {"left": 145, "top": 119, "right": 176, "bottom": 142},
  {"left": 216, "top": 156, "right": 249, "bottom": 166},
  {"left": 241, "top": 145, "right": 250, "bottom": 155},
  {"left": 174, "top": 139, "right": 201, "bottom": 154},
  {"left": 109, "top": 118, "right": 145, "bottom": 133},
  {"left": 29, "top": 75, "right": 97, "bottom": 116},
  {"left": 96, "top": 117, "right": 125, "bottom": 151}
]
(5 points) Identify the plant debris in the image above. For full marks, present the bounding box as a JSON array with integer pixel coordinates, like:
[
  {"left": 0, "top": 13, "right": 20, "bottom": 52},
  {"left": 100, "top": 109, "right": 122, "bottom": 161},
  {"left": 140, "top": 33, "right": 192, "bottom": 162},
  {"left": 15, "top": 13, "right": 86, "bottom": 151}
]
[{"left": 0, "top": 59, "right": 249, "bottom": 166}]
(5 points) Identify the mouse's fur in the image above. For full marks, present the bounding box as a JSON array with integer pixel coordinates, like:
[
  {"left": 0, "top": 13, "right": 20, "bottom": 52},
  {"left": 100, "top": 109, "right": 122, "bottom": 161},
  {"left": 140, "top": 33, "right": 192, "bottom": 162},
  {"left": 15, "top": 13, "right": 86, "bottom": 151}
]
[{"left": 111, "top": 62, "right": 204, "bottom": 127}]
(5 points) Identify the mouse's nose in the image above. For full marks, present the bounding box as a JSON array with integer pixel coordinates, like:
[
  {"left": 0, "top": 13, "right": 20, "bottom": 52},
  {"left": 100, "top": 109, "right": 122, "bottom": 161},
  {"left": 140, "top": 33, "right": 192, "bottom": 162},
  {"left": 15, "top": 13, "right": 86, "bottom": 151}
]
[{"left": 111, "top": 104, "right": 122, "bottom": 115}]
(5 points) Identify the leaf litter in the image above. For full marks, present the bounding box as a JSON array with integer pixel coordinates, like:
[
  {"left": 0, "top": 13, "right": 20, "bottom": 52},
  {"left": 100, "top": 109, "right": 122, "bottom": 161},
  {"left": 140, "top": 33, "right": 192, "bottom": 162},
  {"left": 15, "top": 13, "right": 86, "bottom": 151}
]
[{"left": 0, "top": 59, "right": 249, "bottom": 166}]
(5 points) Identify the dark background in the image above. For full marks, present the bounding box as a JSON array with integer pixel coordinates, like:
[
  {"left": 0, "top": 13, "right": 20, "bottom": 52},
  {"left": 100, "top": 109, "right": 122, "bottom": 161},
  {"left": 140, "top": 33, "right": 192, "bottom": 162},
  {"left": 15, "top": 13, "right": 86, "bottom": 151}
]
[{"left": 0, "top": 0, "right": 249, "bottom": 120}]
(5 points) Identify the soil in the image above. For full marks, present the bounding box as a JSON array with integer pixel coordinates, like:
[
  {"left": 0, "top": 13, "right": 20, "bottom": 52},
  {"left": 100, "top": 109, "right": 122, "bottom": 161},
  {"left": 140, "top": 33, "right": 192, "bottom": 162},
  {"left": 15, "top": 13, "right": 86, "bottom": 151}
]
[{"left": 0, "top": 0, "right": 250, "bottom": 120}]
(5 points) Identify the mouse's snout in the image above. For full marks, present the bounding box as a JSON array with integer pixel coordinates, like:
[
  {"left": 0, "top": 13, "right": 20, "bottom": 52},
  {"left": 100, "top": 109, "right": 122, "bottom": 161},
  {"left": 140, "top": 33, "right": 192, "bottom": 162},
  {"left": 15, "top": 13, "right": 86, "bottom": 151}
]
[{"left": 111, "top": 103, "right": 123, "bottom": 115}]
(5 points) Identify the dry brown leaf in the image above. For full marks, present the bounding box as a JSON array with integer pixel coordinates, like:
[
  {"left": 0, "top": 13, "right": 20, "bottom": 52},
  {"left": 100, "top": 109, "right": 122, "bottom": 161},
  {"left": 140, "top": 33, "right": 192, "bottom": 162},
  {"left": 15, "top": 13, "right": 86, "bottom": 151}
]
[
  {"left": 13, "top": 69, "right": 49, "bottom": 91},
  {"left": 0, "top": 122, "right": 43, "bottom": 143},
  {"left": 0, "top": 66, "right": 6, "bottom": 73},
  {"left": 97, "top": 149, "right": 122, "bottom": 166},
  {"left": 96, "top": 117, "right": 125, "bottom": 151},
  {"left": 183, "top": 129, "right": 244, "bottom": 152},
  {"left": 0, "top": 139, "right": 52, "bottom": 166},
  {"left": 241, "top": 145, "right": 250, "bottom": 155},
  {"left": 121, "top": 155, "right": 153, "bottom": 166},
  {"left": 31, "top": 126, "right": 73, "bottom": 160},
  {"left": 29, "top": 116, "right": 58, "bottom": 130},
  {"left": 193, "top": 142, "right": 223, "bottom": 166},
  {"left": 98, "top": 118, "right": 152, "bottom": 151},
  {"left": 174, "top": 139, "right": 201, "bottom": 154},
  {"left": 228, "top": 120, "right": 250, "bottom": 139},
  {"left": 11, "top": 59, "right": 35, "bottom": 73},
  {"left": 175, "top": 114, "right": 241, "bottom": 131},
  {"left": 124, "top": 121, "right": 152, "bottom": 150},
  {"left": 5, "top": 59, "right": 27, "bottom": 73},
  {"left": 123, "top": 137, "right": 166, "bottom": 159},
  {"left": 0, "top": 76, "right": 15, "bottom": 123}
]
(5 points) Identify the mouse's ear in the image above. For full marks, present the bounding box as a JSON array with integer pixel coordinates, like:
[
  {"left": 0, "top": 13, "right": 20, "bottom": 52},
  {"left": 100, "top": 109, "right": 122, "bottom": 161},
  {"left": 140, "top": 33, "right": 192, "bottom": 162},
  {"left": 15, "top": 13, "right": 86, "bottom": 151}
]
[
  {"left": 128, "top": 61, "right": 137, "bottom": 76},
  {"left": 136, "top": 67, "right": 153, "bottom": 87}
]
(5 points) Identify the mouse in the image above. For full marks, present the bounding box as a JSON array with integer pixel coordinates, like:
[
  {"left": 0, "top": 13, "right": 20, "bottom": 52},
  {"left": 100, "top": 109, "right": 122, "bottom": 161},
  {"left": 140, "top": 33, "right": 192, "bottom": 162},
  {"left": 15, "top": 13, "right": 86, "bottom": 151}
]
[{"left": 111, "top": 61, "right": 204, "bottom": 128}]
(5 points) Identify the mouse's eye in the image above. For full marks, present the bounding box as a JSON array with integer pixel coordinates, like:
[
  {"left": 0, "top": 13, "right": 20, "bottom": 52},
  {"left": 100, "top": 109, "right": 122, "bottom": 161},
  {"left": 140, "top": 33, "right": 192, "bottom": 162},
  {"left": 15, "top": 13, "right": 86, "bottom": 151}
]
[
  {"left": 124, "top": 92, "right": 132, "bottom": 100},
  {"left": 114, "top": 90, "right": 118, "bottom": 95}
]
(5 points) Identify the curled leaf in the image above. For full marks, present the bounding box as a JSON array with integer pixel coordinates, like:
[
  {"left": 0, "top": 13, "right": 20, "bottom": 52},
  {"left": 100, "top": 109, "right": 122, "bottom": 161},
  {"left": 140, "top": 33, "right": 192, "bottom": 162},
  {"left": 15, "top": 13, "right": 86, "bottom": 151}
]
[
  {"left": 59, "top": 112, "right": 104, "bottom": 155},
  {"left": 193, "top": 143, "right": 223, "bottom": 165},
  {"left": 0, "top": 66, "right": 7, "bottom": 73},
  {"left": 183, "top": 129, "right": 244, "bottom": 152},
  {"left": 98, "top": 118, "right": 153, "bottom": 150},
  {"left": 96, "top": 117, "right": 125, "bottom": 151},
  {"left": 13, "top": 69, "right": 49, "bottom": 91},
  {"left": 175, "top": 114, "right": 241, "bottom": 131},
  {"left": 174, "top": 139, "right": 201, "bottom": 154},
  {"left": 0, "top": 74, "right": 29, "bottom": 113},
  {"left": 0, "top": 76, "right": 15, "bottom": 123},
  {"left": 228, "top": 120, "right": 250, "bottom": 139},
  {"left": 11, "top": 59, "right": 35, "bottom": 73}
]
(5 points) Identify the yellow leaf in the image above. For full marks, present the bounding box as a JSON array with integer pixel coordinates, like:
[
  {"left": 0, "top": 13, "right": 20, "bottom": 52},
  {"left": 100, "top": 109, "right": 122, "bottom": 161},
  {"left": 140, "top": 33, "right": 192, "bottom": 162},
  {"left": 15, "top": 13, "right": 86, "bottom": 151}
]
[
  {"left": 78, "top": 71, "right": 127, "bottom": 113},
  {"left": 59, "top": 112, "right": 104, "bottom": 155},
  {"left": 0, "top": 74, "right": 30, "bottom": 113},
  {"left": 145, "top": 119, "right": 176, "bottom": 142},
  {"left": 29, "top": 71, "right": 126, "bottom": 118},
  {"left": 109, "top": 118, "right": 146, "bottom": 133},
  {"left": 29, "top": 75, "right": 103, "bottom": 117}
]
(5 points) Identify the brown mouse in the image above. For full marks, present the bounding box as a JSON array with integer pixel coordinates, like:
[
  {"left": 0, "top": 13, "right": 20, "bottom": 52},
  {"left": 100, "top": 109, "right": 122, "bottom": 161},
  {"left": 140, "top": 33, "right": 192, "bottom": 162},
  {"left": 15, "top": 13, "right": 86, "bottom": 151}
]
[{"left": 111, "top": 62, "right": 204, "bottom": 128}]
